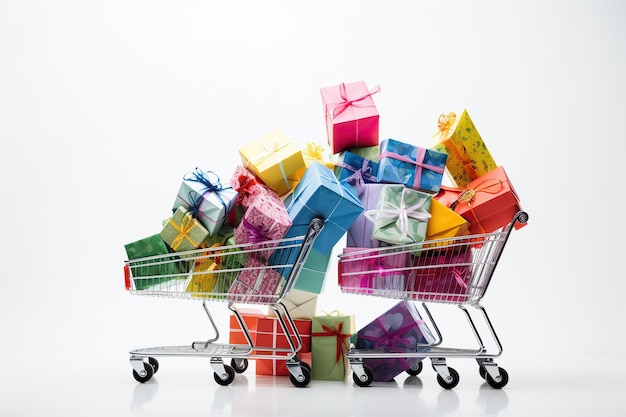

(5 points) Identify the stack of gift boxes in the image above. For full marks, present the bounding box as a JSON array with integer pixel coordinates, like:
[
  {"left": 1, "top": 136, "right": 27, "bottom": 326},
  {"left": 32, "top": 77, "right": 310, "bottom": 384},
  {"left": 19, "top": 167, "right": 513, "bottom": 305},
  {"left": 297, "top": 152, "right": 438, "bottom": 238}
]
[{"left": 124, "top": 80, "right": 526, "bottom": 382}]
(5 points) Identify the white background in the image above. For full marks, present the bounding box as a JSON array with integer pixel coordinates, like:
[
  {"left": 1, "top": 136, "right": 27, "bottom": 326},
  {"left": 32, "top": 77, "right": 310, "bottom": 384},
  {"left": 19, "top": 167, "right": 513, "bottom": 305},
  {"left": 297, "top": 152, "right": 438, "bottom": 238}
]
[{"left": 1, "top": 1, "right": 624, "bottom": 416}]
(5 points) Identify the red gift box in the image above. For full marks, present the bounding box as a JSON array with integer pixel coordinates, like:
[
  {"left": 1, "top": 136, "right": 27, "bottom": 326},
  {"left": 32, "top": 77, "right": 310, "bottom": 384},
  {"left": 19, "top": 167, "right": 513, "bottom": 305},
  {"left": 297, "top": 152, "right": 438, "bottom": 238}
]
[
  {"left": 255, "top": 316, "right": 312, "bottom": 376},
  {"left": 228, "top": 308, "right": 266, "bottom": 345},
  {"left": 435, "top": 166, "right": 525, "bottom": 235}
]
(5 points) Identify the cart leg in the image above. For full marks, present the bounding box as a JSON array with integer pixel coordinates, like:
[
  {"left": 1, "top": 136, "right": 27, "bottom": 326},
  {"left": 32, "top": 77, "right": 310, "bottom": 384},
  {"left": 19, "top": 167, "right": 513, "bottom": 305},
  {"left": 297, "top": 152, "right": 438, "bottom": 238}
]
[{"left": 350, "top": 359, "right": 367, "bottom": 382}]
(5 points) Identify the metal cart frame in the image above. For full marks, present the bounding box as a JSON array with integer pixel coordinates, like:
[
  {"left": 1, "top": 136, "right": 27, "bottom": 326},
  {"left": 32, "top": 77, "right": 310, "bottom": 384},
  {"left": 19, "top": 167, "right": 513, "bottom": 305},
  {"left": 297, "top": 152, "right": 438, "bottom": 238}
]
[
  {"left": 124, "top": 218, "right": 324, "bottom": 387},
  {"left": 338, "top": 211, "right": 528, "bottom": 389}
]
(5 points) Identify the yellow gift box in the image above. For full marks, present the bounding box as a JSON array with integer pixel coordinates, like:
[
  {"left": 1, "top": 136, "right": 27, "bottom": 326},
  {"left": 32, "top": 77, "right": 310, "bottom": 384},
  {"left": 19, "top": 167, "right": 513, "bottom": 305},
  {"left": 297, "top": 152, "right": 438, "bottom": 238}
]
[
  {"left": 425, "top": 198, "right": 470, "bottom": 244},
  {"left": 186, "top": 260, "right": 218, "bottom": 297},
  {"left": 431, "top": 109, "right": 497, "bottom": 188},
  {"left": 239, "top": 129, "right": 306, "bottom": 196}
]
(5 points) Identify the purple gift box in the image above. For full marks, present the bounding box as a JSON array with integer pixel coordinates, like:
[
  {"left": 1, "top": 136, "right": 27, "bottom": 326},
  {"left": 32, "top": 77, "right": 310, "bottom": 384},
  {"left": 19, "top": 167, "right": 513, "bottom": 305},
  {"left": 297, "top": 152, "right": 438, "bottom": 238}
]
[
  {"left": 355, "top": 300, "right": 435, "bottom": 381},
  {"left": 346, "top": 183, "right": 386, "bottom": 248}
]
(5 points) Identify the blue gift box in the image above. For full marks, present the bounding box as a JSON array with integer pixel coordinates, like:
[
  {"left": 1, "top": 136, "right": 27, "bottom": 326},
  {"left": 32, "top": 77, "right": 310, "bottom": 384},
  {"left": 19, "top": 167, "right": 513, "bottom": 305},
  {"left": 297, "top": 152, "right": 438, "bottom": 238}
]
[
  {"left": 377, "top": 138, "right": 447, "bottom": 193},
  {"left": 284, "top": 162, "right": 364, "bottom": 255},
  {"left": 334, "top": 151, "right": 379, "bottom": 187}
]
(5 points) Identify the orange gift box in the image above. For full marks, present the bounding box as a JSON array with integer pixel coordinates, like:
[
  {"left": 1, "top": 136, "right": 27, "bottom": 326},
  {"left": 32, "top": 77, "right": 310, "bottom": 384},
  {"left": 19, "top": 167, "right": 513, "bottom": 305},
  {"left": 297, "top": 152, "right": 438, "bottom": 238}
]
[
  {"left": 255, "top": 316, "right": 312, "bottom": 376},
  {"left": 228, "top": 308, "right": 266, "bottom": 345},
  {"left": 435, "top": 166, "right": 526, "bottom": 235}
]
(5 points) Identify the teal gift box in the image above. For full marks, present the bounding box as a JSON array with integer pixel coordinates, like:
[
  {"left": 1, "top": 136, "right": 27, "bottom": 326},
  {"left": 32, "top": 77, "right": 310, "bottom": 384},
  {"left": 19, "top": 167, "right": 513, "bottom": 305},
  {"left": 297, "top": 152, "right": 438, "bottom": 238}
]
[
  {"left": 293, "top": 248, "right": 332, "bottom": 294},
  {"left": 124, "top": 234, "right": 189, "bottom": 290},
  {"left": 377, "top": 138, "right": 447, "bottom": 193},
  {"left": 334, "top": 151, "right": 379, "bottom": 187},
  {"left": 364, "top": 184, "right": 432, "bottom": 245},
  {"left": 173, "top": 168, "right": 238, "bottom": 236},
  {"left": 284, "top": 162, "right": 364, "bottom": 255}
]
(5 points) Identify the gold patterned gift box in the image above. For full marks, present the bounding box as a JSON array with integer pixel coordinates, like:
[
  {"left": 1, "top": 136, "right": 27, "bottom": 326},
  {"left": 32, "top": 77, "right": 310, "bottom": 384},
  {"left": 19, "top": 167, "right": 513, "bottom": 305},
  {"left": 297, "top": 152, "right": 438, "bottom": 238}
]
[{"left": 431, "top": 109, "right": 497, "bottom": 188}]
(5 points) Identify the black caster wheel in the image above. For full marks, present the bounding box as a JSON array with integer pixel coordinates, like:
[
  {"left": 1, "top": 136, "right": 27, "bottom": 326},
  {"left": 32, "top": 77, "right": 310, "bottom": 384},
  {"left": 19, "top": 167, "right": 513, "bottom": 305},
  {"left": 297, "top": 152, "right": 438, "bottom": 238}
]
[
  {"left": 352, "top": 366, "right": 374, "bottom": 387},
  {"left": 148, "top": 357, "right": 159, "bottom": 374},
  {"left": 133, "top": 362, "right": 154, "bottom": 383},
  {"left": 436, "top": 367, "right": 460, "bottom": 389},
  {"left": 406, "top": 361, "right": 423, "bottom": 376},
  {"left": 289, "top": 365, "right": 311, "bottom": 387},
  {"left": 231, "top": 358, "right": 248, "bottom": 374},
  {"left": 214, "top": 365, "right": 236, "bottom": 386},
  {"left": 479, "top": 365, "right": 487, "bottom": 379},
  {"left": 485, "top": 367, "right": 509, "bottom": 389}
]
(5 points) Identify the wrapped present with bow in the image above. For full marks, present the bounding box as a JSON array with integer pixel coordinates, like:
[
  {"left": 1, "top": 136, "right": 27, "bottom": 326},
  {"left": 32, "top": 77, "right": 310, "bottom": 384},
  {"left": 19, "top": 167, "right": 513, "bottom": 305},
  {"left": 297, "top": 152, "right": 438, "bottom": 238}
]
[
  {"left": 311, "top": 311, "right": 354, "bottom": 380},
  {"left": 430, "top": 110, "right": 498, "bottom": 188},
  {"left": 346, "top": 183, "right": 386, "bottom": 248},
  {"left": 124, "top": 234, "right": 190, "bottom": 290},
  {"left": 173, "top": 168, "right": 238, "bottom": 236},
  {"left": 364, "top": 184, "right": 432, "bottom": 246},
  {"left": 338, "top": 247, "right": 409, "bottom": 295},
  {"left": 320, "top": 81, "right": 381, "bottom": 154},
  {"left": 435, "top": 166, "right": 525, "bottom": 235},
  {"left": 160, "top": 206, "right": 210, "bottom": 254},
  {"left": 406, "top": 246, "right": 473, "bottom": 302},
  {"left": 301, "top": 141, "right": 335, "bottom": 170},
  {"left": 377, "top": 138, "right": 448, "bottom": 193},
  {"left": 226, "top": 256, "right": 282, "bottom": 303},
  {"left": 334, "top": 150, "right": 379, "bottom": 188},
  {"left": 233, "top": 190, "right": 292, "bottom": 260},
  {"left": 255, "top": 315, "right": 312, "bottom": 376},
  {"left": 239, "top": 129, "right": 306, "bottom": 196},
  {"left": 283, "top": 162, "right": 364, "bottom": 255},
  {"left": 355, "top": 300, "right": 435, "bottom": 381}
]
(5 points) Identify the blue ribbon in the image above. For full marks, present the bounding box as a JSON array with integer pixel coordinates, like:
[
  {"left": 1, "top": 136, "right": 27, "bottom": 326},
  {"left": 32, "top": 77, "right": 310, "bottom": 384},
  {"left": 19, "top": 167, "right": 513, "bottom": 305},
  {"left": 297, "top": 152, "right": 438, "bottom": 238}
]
[{"left": 182, "top": 168, "right": 232, "bottom": 216}]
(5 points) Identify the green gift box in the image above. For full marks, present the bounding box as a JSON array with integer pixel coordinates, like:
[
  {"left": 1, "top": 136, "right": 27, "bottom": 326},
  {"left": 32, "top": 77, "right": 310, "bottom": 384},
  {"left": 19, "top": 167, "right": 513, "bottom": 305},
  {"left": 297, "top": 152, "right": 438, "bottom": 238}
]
[
  {"left": 124, "top": 234, "right": 189, "bottom": 290},
  {"left": 364, "top": 184, "right": 432, "bottom": 245},
  {"left": 311, "top": 312, "right": 354, "bottom": 380},
  {"left": 160, "top": 206, "right": 210, "bottom": 253},
  {"left": 347, "top": 145, "right": 380, "bottom": 162},
  {"left": 213, "top": 236, "right": 248, "bottom": 297}
]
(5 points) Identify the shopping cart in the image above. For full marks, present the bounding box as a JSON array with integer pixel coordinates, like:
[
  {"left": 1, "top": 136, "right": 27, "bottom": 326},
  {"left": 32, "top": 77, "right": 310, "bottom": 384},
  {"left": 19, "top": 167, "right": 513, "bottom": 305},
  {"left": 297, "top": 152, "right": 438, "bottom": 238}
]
[
  {"left": 124, "top": 218, "right": 324, "bottom": 387},
  {"left": 337, "top": 211, "right": 528, "bottom": 389}
]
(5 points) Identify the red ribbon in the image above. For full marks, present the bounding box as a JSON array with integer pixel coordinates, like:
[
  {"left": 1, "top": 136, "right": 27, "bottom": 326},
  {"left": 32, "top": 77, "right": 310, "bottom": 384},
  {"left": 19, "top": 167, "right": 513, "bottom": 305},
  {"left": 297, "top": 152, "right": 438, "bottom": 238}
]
[{"left": 312, "top": 322, "right": 350, "bottom": 363}]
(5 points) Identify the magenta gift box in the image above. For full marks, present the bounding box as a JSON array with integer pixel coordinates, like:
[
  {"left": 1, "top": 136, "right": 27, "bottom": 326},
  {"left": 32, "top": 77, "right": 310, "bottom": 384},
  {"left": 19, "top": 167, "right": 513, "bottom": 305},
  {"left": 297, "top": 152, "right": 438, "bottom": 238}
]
[
  {"left": 320, "top": 81, "right": 380, "bottom": 154},
  {"left": 338, "top": 247, "right": 409, "bottom": 295},
  {"left": 226, "top": 256, "right": 281, "bottom": 303}
]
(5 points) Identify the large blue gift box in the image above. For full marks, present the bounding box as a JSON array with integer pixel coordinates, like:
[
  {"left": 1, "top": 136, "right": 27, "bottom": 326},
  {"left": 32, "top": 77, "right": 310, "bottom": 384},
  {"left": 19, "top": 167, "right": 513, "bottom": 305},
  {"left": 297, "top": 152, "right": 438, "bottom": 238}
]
[{"left": 284, "top": 162, "right": 364, "bottom": 255}]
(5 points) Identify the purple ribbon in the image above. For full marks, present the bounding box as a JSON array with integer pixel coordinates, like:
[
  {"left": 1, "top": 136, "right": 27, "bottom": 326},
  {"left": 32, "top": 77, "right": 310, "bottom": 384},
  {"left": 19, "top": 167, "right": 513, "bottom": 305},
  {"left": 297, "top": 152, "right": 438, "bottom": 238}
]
[
  {"left": 338, "top": 158, "right": 376, "bottom": 187},
  {"left": 359, "top": 317, "right": 419, "bottom": 350}
]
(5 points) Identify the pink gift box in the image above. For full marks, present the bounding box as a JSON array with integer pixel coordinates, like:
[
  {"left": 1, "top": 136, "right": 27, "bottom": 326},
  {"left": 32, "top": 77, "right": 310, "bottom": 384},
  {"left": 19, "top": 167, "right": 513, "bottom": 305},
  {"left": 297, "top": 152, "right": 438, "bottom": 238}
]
[
  {"left": 338, "top": 247, "right": 409, "bottom": 295},
  {"left": 320, "top": 81, "right": 380, "bottom": 154},
  {"left": 234, "top": 192, "right": 292, "bottom": 259},
  {"left": 406, "top": 246, "right": 473, "bottom": 302},
  {"left": 226, "top": 256, "right": 281, "bottom": 303}
]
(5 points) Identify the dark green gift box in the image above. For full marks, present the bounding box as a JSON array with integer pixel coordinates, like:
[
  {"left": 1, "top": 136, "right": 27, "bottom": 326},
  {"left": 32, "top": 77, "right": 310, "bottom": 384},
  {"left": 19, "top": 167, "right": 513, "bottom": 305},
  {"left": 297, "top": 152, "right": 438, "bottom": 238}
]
[{"left": 124, "top": 234, "right": 190, "bottom": 290}]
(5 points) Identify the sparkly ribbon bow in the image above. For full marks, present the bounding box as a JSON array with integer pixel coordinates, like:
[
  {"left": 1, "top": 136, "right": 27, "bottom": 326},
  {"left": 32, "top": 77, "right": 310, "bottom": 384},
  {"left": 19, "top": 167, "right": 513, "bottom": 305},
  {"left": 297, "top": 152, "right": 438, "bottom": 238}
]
[
  {"left": 328, "top": 82, "right": 381, "bottom": 119},
  {"left": 365, "top": 188, "right": 432, "bottom": 241}
]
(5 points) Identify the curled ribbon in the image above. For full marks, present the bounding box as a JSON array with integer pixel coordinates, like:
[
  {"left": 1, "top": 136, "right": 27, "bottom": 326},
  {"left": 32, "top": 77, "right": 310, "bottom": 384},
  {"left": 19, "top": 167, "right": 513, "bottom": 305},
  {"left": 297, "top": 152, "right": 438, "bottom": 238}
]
[
  {"left": 448, "top": 178, "right": 504, "bottom": 233},
  {"left": 432, "top": 112, "right": 456, "bottom": 142},
  {"left": 338, "top": 158, "right": 376, "bottom": 187},
  {"left": 169, "top": 212, "right": 200, "bottom": 250},
  {"left": 184, "top": 168, "right": 230, "bottom": 213},
  {"left": 231, "top": 168, "right": 261, "bottom": 206},
  {"left": 240, "top": 217, "right": 272, "bottom": 244},
  {"left": 364, "top": 188, "right": 432, "bottom": 241},
  {"left": 312, "top": 322, "right": 350, "bottom": 363},
  {"left": 303, "top": 142, "right": 327, "bottom": 163},
  {"left": 328, "top": 82, "right": 381, "bottom": 119},
  {"left": 379, "top": 147, "right": 444, "bottom": 190}
]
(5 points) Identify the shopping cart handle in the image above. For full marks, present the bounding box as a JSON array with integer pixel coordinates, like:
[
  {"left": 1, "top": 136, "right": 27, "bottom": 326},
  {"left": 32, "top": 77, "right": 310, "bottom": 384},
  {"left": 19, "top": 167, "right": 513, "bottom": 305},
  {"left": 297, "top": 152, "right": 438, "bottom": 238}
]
[{"left": 514, "top": 211, "right": 529, "bottom": 225}]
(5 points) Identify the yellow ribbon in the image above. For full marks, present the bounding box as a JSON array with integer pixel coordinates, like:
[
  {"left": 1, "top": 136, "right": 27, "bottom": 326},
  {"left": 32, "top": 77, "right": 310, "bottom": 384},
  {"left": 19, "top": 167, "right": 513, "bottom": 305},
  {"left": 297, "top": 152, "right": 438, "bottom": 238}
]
[
  {"left": 169, "top": 212, "right": 200, "bottom": 250},
  {"left": 303, "top": 142, "right": 326, "bottom": 161},
  {"left": 432, "top": 112, "right": 479, "bottom": 181}
]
